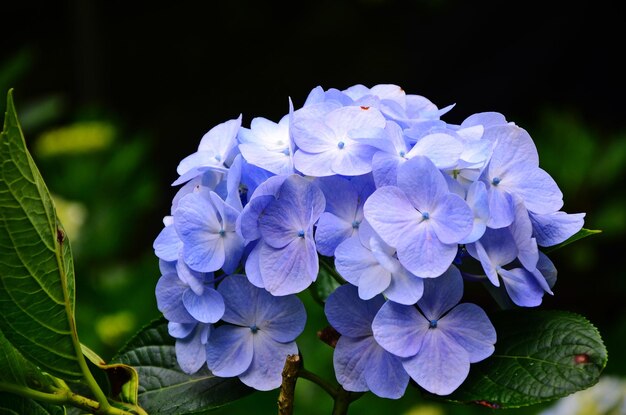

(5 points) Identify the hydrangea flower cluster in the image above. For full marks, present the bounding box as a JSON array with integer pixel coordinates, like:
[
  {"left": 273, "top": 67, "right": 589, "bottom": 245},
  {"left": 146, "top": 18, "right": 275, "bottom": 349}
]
[{"left": 154, "top": 84, "right": 584, "bottom": 396}]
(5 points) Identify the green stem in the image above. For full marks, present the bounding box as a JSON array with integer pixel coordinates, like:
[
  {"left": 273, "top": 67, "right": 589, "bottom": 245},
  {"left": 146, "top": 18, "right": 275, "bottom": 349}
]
[
  {"left": 0, "top": 382, "right": 136, "bottom": 415},
  {"left": 331, "top": 387, "right": 363, "bottom": 415},
  {"left": 298, "top": 368, "right": 338, "bottom": 398}
]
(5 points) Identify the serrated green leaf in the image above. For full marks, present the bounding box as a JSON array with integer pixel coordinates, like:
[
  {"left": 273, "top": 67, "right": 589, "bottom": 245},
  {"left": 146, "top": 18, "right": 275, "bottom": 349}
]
[
  {"left": 0, "top": 328, "right": 55, "bottom": 392},
  {"left": 0, "top": 392, "right": 65, "bottom": 415},
  {"left": 112, "top": 318, "right": 253, "bottom": 415},
  {"left": 543, "top": 228, "right": 601, "bottom": 253},
  {"left": 0, "top": 90, "right": 82, "bottom": 380},
  {"left": 445, "top": 310, "right": 607, "bottom": 408}
]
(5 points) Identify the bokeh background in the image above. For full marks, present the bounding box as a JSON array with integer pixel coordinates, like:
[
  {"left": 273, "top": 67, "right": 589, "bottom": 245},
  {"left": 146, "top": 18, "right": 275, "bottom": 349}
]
[{"left": 2, "top": 1, "right": 625, "bottom": 414}]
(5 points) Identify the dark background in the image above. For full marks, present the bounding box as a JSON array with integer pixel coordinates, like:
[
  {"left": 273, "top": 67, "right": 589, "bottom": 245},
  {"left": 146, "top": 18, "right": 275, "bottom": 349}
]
[{"left": 2, "top": 1, "right": 625, "bottom": 414}]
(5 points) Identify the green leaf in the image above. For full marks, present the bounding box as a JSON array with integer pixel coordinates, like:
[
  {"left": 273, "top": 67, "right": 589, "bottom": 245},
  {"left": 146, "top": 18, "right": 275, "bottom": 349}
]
[
  {"left": 543, "top": 228, "right": 601, "bottom": 253},
  {"left": 81, "top": 343, "right": 139, "bottom": 405},
  {"left": 0, "top": 90, "right": 82, "bottom": 379},
  {"left": 445, "top": 310, "right": 607, "bottom": 408},
  {"left": 112, "top": 318, "right": 253, "bottom": 414},
  {"left": 0, "top": 328, "right": 55, "bottom": 391},
  {"left": 0, "top": 393, "right": 65, "bottom": 415}
]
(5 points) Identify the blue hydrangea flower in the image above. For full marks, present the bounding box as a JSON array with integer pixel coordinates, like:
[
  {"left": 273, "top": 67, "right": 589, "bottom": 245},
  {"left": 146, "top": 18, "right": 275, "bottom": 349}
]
[
  {"left": 174, "top": 115, "right": 242, "bottom": 185},
  {"left": 244, "top": 174, "right": 325, "bottom": 295},
  {"left": 325, "top": 284, "right": 409, "bottom": 399},
  {"left": 313, "top": 174, "right": 374, "bottom": 256},
  {"left": 334, "top": 226, "right": 424, "bottom": 305},
  {"left": 466, "top": 226, "right": 553, "bottom": 307},
  {"left": 459, "top": 181, "right": 490, "bottom": 244},
  {"left": 238, "top": 115, "right": 294, "bottom": 175},
  {"left": 292, "top": 105, "right": 387, "bottom": 177},
  {"left": 155, "top": 260, "right": 224, "bottom": 374},
  {"left": 174, "top": 191, "right": 244, "bottom": 273},
  {"left": 480, "top": 124, "right": 563, "bottom": 228},
  {"left": 372, "top": 266, "right": 496, "bottom": 395},
  {"left": 364, "top": 155, "right": 473, "bottom": 278},
  {"left": 205, "top": 275, "right": 306, "bottom": 391}
]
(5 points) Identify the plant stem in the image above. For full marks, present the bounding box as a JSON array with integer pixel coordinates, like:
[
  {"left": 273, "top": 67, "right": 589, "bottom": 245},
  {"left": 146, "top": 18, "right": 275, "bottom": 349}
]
[
  {"left": 331, "top": 387, "right": 363, "bottom": 415},
  {"left": 0, "top": 382, "right": 136, "bottom": 415},
  {"left": 297, "top": 368, "right": 338, "bottom": 399},
  {"left": 277, "top": 354, "right": 301, "bottom": 415}
]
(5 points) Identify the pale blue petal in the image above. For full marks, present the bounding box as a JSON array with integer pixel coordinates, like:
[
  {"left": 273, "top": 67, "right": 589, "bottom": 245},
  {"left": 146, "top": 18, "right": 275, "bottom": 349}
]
[
  {"left": 485, "top": 185, "right": 515, "bottom": 228},
  {"left": 459, "top": 181, "right": 489, "bottom": 244},
  {"left": 396, "top": 223, "right": 457, "bottom": 279},
  {"left": 372, "top": 301, "right": 428, "bottom": 358},
  {"left": 326, "top": 105, "right": 386, "bottom": 137},
  {"left": 537, "top": 252, "right": 557, "bottom": 289},
  {"left": 498, "top": 267, "right": 544, "bottom": 307},
  {"left": 439, "top": 303, "right": 496, "bottom": 363},
  {"left": 239, "top": 332, "right": 298, "bottom": 391},
  {"left": 239, "top": 143, "right": 293, "bottom": 176},
  {"left": 315, "top": 212, "right": 354, "bottom": 256},
  {"left": 292, "top": 119, "right": 337, "bottom": 153},
  {"left": 487, "top": 125, "right": 539, "bottom": 169},
  {"left": 364, "top": 186, "right": 421, "bottom": 248},
  {"left": 154, "top": 225, "right": 182, "bottom": 262},
  {"left": 461, "top": 112, "right": 507, "bottom": 128},
  {"left": 372, "top": 151, "right": 402, "bottom": 187},
  {"left": 182, "top": 234, "right": 224, "bottom": 273},
  {"left": 384, "top": 267, "right": 424, "bottom": 305},
  {"left": 182, "top": 287, "right": 225, "bottom": 324},
  {"left": 221, "top": 231, "right": 245, "bottom": 274},
  {"left": 237, "top": 194, "right": 275, "bottom": 241},
  {"left": 260, "top": 237, "right": 318, "bottom": 296},
  {"left": 293, "top": 149, "right": 335, "bottom": 177},
  {"left": 466, "top": 240, "right": 500, "bottom": 286},
  {"left": 315, "top": 176, "right": 358, "bottom": 220},
  {"left": 530, "top": 211, "right": 585, "bottom": 247},
  {"left": 331, "top": 143, "right": 380, "bottom": 176},
  {"left": 198, "top": 115, "right": 241, "bottom": 152},
  {"left": 402, "top": 329, "right": 470, "bottom": 396},
  {"left": 176, "top": 151, "right": 224, "bottom": 179},
  {"left": 507, "top": 167, "right": 563, "bottom": 214},
  {"left": 418, "top": 265, "right": 464, "bottom": 320},
  {"left": 175, "top": 324, "right": 208, "bottom": 374},
  {"left": 218, "top": 274, "right": 258, "bottom": 326},
  {"left": 335, "top": 237, "right": 389, "bottom": 299},
  {"left": 397, "top": 156, "right": 447, "bottom": 211},
  {"left": 225, "top": 154, "right": 244, "bottom": 211},
  {"left": 325, "top": 284, "right": 384, "bottom": 337},
  {"left": 333, "top": 336, "right": 371, "bottom": 392},
  {"left": 430, "top": 193, "right": 473, "bottom": 244},
  {"left": 155, "top": 274, "right": 195, "bottom": 323},
  {"left": 363, "top": 342, "right": 409, "bottom": 399},
  {"left": 205, "top": 325, "right": 253, "bottom": 377},
  {"left": 255, "top": 290, "right": 306, "bottom": 343},
  {"left": 405, "top": 133, "right": 463, "bottom": 169},
  {"left": 175, "top": 258, "right": 207, "bottom": 295},
  {"left": 168, "top": 321, "right": 196, "bottom": 339},
  {"left": 244, "top": 241, "right": 265, "bottom": 288}
]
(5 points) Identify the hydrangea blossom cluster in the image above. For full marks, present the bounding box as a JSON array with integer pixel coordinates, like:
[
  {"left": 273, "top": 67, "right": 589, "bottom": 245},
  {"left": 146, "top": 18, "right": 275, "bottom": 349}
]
[{"left": 154, "top": 84, "right": 584, "bottom": 396}]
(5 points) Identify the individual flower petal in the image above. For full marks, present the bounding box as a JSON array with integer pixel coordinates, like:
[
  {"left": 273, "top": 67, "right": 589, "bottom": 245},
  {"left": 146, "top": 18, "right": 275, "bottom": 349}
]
[
  {"left": 259, "top": 237, "right": 318, "bottom": 296},
  {"left": 155, "top": 274, "right": 195, "bottom": 324},
  {"left": 154, "top": 224, "right": 182, "bottom": 262},
  {"left": 168, "top": 322, "right": 195, "bottom": 339},
  {"left": 372, "top": 301, "right": 428, "bottom": 358},
  {"left": 363, "top": 341, "right": 410, "bottom": 399},
  {"left": 383, "top": 266, "right": 424, "bottom": 306},
  {"left": 325, "top": 284, "right": 385, "bottom": 337},
  {"left": 396, "top": 224, "right": 458, "bottom": 279},
  {"left": 417, "top": 265, "right": 464, "bottom": 320},
  {"left": 315, "top": 212, "right": 355, "bottom": 256},
  {"left": 397, "top": 156, "right": 447, "bottom": 212},
  {"left": 530, "top": 211, "right": 585, "bottom": 247},
  {"left": 459, "top": 181, "right": 489, "bottom": 244},
  {"left": 175, "top": 324, "right": 210, "bottom": 374},
  {"left": 254, "top": 289, "right": 306, "bottom": 343},
  {"left": 498, "top": 267, "right": 545, "bottom": 307},
  {"left": 333, "top": 336, "right": 371, "bottom": 392},
  {"left": 405, "top": 133, "right": 463, "bottom": 169},
  {"left": 401, "top": 329, "right": 470, "bottom": 396},
  {"left": 238, "top": 331, "right": 298, "bottom": 391},
  {"left": 439, "top": 303, "right": 496, "bottom": 363},
  {"left": 205, "top": 325, "right": 254, "bottom": 377},
  {"left": 335, "top": 236, "right": 391, "bottom": 300},
  {"left": 429, "top": 193, "right": 473, "bottom": 244},
  {"left": 182, "top": 287, "right": 225, "bottom": 324}
]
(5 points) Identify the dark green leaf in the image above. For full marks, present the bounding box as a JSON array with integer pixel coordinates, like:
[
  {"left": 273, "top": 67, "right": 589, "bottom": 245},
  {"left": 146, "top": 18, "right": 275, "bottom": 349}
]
[
  {"left": 0, "top": 90, "right": 82, "bottom": 379},
  {"left": 112, "top": 318, "right": 253, "bottom": 415},
  {"left": 445, "top": 310, "right": 607, "bottom": 408},
  {"left": 543, "top": 228, "right": 601, "bottom": 253},
  {"left": 0, "top": 329, "right": 55, "bottom": 391},
  {"left": 0, "top": 393, "right": 65, "bottom": 415}
]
